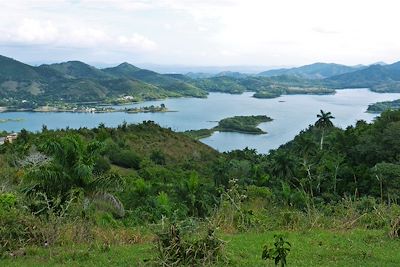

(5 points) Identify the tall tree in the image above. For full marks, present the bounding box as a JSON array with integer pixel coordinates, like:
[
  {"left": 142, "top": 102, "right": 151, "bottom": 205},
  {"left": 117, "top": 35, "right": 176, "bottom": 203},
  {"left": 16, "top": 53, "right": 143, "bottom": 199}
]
[{"left": 315, "top": 110, "right": 335, "bottom": 150}]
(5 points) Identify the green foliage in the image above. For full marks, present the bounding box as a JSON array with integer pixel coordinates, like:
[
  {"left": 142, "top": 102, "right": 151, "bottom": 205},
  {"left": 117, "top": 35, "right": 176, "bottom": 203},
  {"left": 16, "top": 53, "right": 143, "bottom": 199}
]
[
  {"left": 0, "top": 208, "right": 43, "bottom": 255},
  {"left": 150, "top": 149, "right": 166, "bottom": 165},
  {"left": 0, "top": 192, "right": 17, "bottom": 209},
  {"left": 93, "top": 156, "right": 111, "bottom": 175},
  {"left": 262, "top": 234, "right": 291, "bottom": 267},
  {"left": 109, "top": 150, "right": 141, "bottom": 169}
]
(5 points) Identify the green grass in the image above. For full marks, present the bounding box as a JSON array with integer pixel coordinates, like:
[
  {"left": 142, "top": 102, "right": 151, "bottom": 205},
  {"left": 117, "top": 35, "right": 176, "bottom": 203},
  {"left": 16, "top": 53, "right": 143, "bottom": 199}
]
[
  {"left": 4, "top": 229, "right": 400, "bottom": 266},
  {"left": 224, "top": 229, "right": 400, "bottom": 266}
]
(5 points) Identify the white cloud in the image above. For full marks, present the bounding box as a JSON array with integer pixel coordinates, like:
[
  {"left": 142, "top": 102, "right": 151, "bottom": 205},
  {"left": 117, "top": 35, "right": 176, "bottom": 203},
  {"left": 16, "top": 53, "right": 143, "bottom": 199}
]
[
  {"left": 0, "top": 0, "right": 400, "bottom": 65},
  {"left": 0, "top": 18, "right": 157, "bottom": 52},
  {"left": 118, "top": 34, "right": 158, "bottom": 51},
  {"left": 15, "top": 19, "right": 59, "bottom": 44}
]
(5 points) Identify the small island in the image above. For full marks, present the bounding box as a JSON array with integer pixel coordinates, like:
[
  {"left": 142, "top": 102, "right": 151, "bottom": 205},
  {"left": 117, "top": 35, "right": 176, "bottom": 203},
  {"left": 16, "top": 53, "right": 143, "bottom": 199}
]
[
  {"left": 253, "top": 91, "right": 281, "bottom": 99},
  {"left": 125, "top": 104, "right": 171, "bottom": 113},
  {"left": 184, "top": 115, "right": 273, "bottom": 139},
  {"left": 367, "top": 99, "right": 400, "bottom": 113}
]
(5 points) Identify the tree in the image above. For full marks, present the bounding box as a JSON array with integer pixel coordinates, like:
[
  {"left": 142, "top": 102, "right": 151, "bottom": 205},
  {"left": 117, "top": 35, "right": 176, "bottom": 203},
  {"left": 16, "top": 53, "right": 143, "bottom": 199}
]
[
  {"left": 22, "top": 135, "right": 125, "bottom": 217},
  {"left": 315, "top": 110, "right": 335, "bottom": 150},
  {"left": 269, "top": 150, "right": 296, "bottom": 180}
]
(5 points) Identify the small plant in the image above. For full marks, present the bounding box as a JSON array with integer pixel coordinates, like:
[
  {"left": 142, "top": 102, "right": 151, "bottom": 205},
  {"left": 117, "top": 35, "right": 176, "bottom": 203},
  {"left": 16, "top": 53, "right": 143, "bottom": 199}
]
[{"left": 262, "top": 234, "right": 291, "bottom": 267}]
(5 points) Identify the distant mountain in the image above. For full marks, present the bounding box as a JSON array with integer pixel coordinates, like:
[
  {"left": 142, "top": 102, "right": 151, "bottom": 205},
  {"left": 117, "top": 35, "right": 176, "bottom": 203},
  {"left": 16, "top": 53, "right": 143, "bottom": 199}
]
[
  {"left": 185, "top": 72, "right": 215, "bottom": 79},
  {"left": 258, "top": 63, "right": 364, "bottom": 79},
  {"left": 43, "top": 61, "right": 113, "bottom": 80},
  {"left": 0, "top": 55, "right": 207, "bottom": 106},
  {"left": 103, "top": 63, "right": 206, "bottom": 97},
  {"left": 191, "top": 75, "right": 327, "bottom": 95},
  {"left": 372, "top": 61, "right": 388, "bottom": 66},
  {"left": 185, "top": 71, "right": 249, "bottom": 80},
  {"left": 192, "top": 76, "right": 248, "bottom": 94},
  {"left": 0, "top": 55, "right": 42, "bottom": 81},
  {"left": 325, "top": 61, "right": 400, "bottom": 90},
  {"left": 214, "top": 71, "right": 249, "bottom": 79}
]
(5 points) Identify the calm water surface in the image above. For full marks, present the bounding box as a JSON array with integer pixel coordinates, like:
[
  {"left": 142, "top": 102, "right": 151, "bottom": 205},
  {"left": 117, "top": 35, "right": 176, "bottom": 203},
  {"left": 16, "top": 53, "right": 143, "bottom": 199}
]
[{"left": 1, "top": 89, "right": 399, "bottom": 153}]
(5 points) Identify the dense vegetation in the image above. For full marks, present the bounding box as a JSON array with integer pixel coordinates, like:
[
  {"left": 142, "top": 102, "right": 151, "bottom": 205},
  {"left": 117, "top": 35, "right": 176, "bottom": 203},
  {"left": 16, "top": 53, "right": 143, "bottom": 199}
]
[
  {"left": 367, "top": 99, "right": 400, "bottom": 113},
  {"left": 1, "top": 109, "right": 400, "bottom": 265}
]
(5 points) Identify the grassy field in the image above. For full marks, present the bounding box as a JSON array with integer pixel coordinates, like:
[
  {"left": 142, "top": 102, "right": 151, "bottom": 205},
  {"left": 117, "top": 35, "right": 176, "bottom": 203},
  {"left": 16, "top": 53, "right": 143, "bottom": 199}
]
[{"left": 3, "top": 229, "right": 400, "bottom": 266}]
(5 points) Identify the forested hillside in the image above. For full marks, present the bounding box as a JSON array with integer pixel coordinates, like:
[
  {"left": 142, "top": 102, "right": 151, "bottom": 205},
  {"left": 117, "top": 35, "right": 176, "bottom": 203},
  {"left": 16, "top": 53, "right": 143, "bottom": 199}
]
[{"left": 1, "top": 110, "right": 400, "bottom": 265}]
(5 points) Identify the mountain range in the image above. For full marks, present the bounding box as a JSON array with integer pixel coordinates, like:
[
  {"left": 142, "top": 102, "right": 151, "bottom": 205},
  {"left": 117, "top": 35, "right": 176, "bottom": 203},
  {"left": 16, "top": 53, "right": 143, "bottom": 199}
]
[
  {"left": 1, "top": 54, "right": 400, "bottom": 108},
  {"left": 258, "top": 62, "right": 365, "bottom": 79},
  {"left": 0, "top": 55, "right": 206, "bottom": 106}
]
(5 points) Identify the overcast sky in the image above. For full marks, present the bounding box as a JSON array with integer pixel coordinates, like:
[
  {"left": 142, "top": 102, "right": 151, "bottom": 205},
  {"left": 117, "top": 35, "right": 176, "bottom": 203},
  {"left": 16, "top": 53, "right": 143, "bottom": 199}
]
[{"left": 1, "top": 0, "right": 399, "bottom": 67}]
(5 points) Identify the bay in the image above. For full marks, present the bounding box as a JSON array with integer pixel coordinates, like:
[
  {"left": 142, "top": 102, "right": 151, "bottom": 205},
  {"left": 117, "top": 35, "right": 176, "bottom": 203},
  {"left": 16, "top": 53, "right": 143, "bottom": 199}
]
[{"left": 1, "top": 89, "right": 399, "bottom": 153}]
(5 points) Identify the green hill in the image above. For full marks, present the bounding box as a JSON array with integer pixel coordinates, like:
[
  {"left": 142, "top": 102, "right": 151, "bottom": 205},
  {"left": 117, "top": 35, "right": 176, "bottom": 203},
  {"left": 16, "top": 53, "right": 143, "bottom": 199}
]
[
  {"left": 367, "top": 99, "right": 400, "bottom": 113},
  {"left": 0, "top": 55, "right": 41, "bottom": 81},
  {"left": 103, "top": 63, "right": 207, "bottom": 97},
  {"left": 43, "top": 61, "right": 114, "bottom": 80},
  {"left": 259, "top": 63, "right": 363, "bottom": 79},
  {"left": 325, "top": 61, "right": 400, "bottom": 90},
  {"left": 193, "top": 76, "right": 247, "bottom": 94},
  {"left": 0, "top": 55, "right": 208, "bottom": 106},
  {"left": 192, "top": 75, "right": 332, "bottom": 97}
]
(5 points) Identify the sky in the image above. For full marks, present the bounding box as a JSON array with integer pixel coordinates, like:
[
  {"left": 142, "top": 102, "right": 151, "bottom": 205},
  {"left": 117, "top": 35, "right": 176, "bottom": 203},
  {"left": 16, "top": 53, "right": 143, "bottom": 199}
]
[{"left": 1, "top": 0, "right": 400, "bottom": 67}]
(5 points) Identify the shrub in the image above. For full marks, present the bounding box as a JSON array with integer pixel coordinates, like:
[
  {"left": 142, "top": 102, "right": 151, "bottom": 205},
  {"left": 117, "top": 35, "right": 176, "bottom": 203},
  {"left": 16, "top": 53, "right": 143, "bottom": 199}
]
[
  {"left": 109, "top": 150, "right": 141, "bottom": 169},
  {"left": 262, "top": 234, "right": 291, "bottom": 267},
  {"left": 150, "top": 149, "right": 166, "bottom": 165},
  {"left": 0, "top": 208, "right": 43, "bottom": 255},
  {"left": 93, "top": 156, "right": 111, "bottom": 175}
]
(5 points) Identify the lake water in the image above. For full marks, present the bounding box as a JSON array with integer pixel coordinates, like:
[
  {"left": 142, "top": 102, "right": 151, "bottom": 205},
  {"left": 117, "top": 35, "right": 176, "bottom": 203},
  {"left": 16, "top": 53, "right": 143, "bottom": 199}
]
[{"left": 1, "top": 89, "right": 400, "bottom": 154}]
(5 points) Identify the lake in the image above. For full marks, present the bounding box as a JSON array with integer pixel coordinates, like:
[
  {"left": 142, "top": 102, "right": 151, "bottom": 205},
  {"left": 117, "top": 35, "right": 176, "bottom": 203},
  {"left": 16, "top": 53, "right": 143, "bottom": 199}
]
[{"left": 1, "top": 89, "right": 400, "bottom": 154}]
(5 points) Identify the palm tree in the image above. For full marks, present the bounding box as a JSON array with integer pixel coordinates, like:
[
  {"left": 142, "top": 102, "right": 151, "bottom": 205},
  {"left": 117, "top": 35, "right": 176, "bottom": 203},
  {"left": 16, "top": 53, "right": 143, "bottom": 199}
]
[
  {"left": 22, "top": 135, "right": 125, "bottom": 217},
  {"left": 315, "top": 110, "right": 335, "bottom": 150}
]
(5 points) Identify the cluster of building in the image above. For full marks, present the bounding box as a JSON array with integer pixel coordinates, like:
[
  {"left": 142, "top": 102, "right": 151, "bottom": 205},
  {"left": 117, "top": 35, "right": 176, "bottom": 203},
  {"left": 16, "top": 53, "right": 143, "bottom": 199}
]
[{"left": 0, "top": 133, "right": 18, "bottom": 145}]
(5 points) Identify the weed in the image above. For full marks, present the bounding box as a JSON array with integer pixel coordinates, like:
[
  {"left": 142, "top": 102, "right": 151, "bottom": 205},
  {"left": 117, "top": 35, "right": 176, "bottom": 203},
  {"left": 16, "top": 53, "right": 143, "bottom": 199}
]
[
  {"left": 154, "top": 223, "right": 224, "bottom": 266},
  {"left": 262, "top": 234, "right": 291, "bottom": 267}
]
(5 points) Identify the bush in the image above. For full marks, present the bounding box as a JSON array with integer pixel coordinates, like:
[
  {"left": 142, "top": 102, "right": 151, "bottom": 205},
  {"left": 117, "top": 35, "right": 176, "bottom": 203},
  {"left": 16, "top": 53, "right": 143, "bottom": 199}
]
[
  {"left": 150, "top": 149, "right": 166, "bottom": 165},
  {"left": 0, "top": 208, "right": 43, "bottom": 255},
  {"left": 109, "top": 150, "right": 141, "bottom": 169},
  {"left": 93, "top": 156, "right": 111, "bottom": 174}
]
